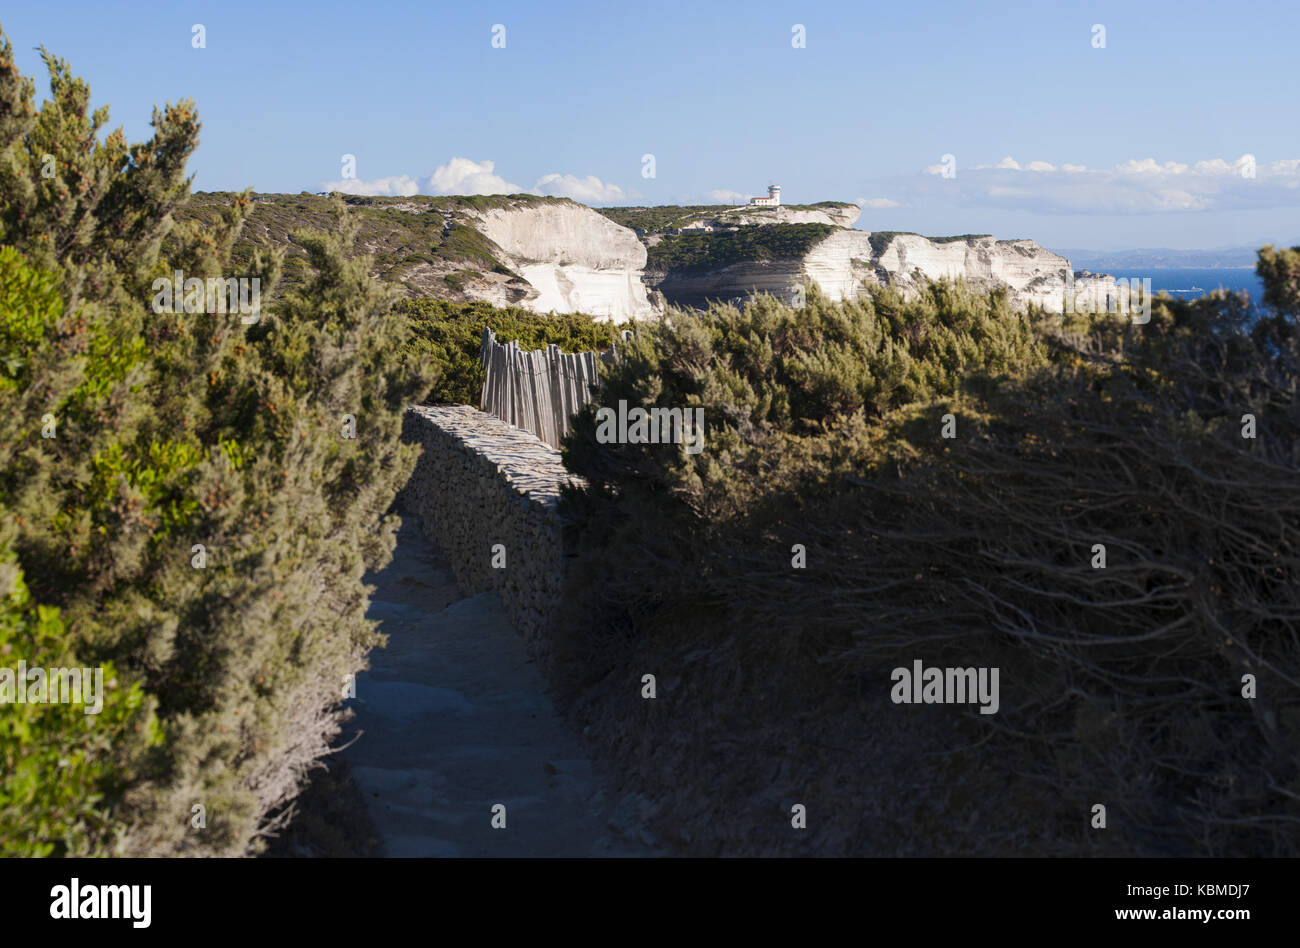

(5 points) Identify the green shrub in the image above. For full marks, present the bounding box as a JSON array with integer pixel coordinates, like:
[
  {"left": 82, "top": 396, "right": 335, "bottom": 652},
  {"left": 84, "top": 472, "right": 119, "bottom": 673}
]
[
  {"left": 400, "top": 298, "right": 620, "bottom": 406},
  {"left": 0, "top": 30, "right": 431, "bottom": 855},
  {"left": 0, "top": 546, "right": 160, "bottom": 856},
  {"left": 558, "top": 269, "right": 1300, "bottom": 856},
  {"left": 562, "top": 280, "right": 1044, "bottom": 519}
]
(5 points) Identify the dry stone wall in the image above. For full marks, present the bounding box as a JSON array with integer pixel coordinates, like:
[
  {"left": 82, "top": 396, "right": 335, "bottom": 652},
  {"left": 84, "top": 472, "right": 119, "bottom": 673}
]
[{"left": 396, "top": 405, "right": 582, "bottom": 663}]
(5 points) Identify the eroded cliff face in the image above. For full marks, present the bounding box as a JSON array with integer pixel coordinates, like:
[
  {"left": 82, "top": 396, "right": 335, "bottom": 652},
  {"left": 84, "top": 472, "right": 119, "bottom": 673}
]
[
  {"left": 648, "top": 227, "right": 1120, "bottom": 314},
  {"left": 801, "top": 228, "right": 879, "bottom": 302},
  {"left": 472, "top": 203, "right": 655, "bottom": 322},
  {"left": 869, "top": 234, "right": 1118, "bottom": 312}
]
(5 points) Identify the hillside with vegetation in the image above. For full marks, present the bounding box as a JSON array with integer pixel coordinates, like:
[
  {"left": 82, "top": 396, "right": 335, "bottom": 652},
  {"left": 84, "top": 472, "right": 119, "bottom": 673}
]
[
  {"left": 554, "top": 258, "right": 1300, "bottom": 857},
  {"left": 598, "top": 201, "right": 856, "bottom": 233},
  {"left": 645, "top": 223, "right": 833, "bottom": 274},
  {"left": 173, "top": 192, "right": 575, "bottom": 299}
]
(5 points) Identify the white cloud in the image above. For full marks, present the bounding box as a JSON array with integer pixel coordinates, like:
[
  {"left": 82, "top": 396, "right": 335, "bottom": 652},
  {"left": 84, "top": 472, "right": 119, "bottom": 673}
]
[
  {"left": 428, "top": 157, "right": 523, "bottom": 195},
  {"left": 893, "top": 154, "right": 1300, "bottom": 214},
  {"left": 1115, "top": 158, "right": 1190, "bottom": 175},
  {"left": 319, "top": 174, "right": 421, "bottom": 196},
  {"left": 1193, "top": 158, "right": 1236, "bottom": 175},
  {"left": 318, "top": 157, "right": 632, "bottom": 204},
  {"left": 533, "top": 172, "right": 626, "bottom": 203},
  {"left": 971, "top": 157, "right": 1054, "bottom": 172},
  {"left": 705, "top": 189, "right": 749, "bottom": 204},
  {"left": 857, "top": 196, "right": 901, "bottom": 208}
]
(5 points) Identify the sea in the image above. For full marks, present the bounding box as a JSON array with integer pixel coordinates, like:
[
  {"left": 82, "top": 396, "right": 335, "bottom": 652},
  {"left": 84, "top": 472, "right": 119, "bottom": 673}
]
[{"left": 1104, "top": 268, "right": 1265, "bottom": 303}]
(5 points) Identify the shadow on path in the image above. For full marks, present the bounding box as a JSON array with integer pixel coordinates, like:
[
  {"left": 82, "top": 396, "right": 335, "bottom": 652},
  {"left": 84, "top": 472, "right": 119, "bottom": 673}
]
[{"left": 341, "top": 516, "right": 653, "bottom": 857}]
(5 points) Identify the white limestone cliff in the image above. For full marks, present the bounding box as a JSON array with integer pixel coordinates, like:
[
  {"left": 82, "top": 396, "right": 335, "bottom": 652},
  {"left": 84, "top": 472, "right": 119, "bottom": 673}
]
[
  {"left": 471, "top": 203, "right": 655, "bottom": 323},
  {"left": 433, "top": 198, "right": 1116, "bottom": 319},
  {"left": 801, "top": 228, "right": 879, "bottom": 301},
  {"left": 645, "top": 228, "right": 1118, "bottom": 313},
  {"left": 868, "top": 234, "right": 1118, "bottom": 312}
]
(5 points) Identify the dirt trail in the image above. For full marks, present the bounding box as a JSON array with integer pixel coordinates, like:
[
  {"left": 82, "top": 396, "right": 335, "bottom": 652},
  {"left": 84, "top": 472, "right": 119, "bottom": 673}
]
[{"left": 340, "top": 517, "right": 652, "bottom": 857}]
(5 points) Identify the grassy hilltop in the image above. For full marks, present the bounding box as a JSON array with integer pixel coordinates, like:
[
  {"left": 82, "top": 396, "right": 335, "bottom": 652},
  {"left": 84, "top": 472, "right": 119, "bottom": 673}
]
[
  {"left": 597, "top": 200, "right": 856, "bottom": 233},
  {"left": 172, "top": 192, "right": 575, "bottom": 297}
]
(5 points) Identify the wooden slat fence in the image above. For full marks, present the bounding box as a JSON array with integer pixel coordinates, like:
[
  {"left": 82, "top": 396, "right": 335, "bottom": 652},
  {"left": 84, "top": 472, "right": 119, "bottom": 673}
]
[{"left": 479, "top": 327, "right": 628, "bottom": 448}]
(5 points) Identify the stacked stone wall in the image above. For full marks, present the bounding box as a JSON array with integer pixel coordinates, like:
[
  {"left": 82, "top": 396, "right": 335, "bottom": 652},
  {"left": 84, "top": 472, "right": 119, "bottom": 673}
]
[{"left": 397, "top": 405, "right": 582, "bottom": 663}]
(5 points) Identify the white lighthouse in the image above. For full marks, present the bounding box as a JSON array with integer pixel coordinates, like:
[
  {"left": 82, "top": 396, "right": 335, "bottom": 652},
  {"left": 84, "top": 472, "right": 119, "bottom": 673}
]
[{"left": 749, "top": 184, "right": 781, "bottom": 207}]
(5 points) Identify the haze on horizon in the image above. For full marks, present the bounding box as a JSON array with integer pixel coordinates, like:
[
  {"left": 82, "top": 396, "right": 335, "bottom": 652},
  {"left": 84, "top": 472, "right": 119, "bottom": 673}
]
[{"left": 4, "top": 0, "right": 1296, "bottom": 251}]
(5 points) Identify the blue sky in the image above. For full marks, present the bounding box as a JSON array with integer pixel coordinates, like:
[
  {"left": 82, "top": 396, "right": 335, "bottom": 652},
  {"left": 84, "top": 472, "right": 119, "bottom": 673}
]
[{"left": 3, "top": 0, "right": 1297, "bottom": 249}]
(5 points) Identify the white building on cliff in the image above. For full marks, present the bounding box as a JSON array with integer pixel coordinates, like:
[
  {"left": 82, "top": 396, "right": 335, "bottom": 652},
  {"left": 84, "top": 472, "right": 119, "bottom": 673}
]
[{"left": 749, "top": 184, "right": 781, "bottom": 207}]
